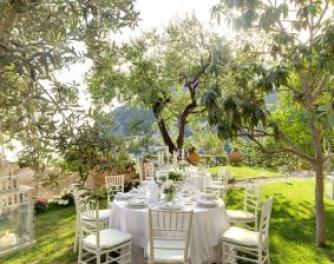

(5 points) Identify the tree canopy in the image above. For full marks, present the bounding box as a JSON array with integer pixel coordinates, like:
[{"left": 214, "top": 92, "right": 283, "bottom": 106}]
[
  {"left": 209, "top": 0, "right": 334, "bottom": 246},
  {"left": 0, "top": 0, "right": 139, "bottom": 166},
  {"left": 89, "top": 15, "right": 231, "bottom": 153}
]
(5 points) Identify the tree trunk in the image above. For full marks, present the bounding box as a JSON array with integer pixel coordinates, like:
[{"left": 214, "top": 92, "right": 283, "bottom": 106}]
[
  {"left": 152, "top": 111, "right": 176, "bottom": 154},
  {"left": 313, "top": 161, "right": 326, "bottom": 246},
  {"left": 176, "top": 114, "right": 186, "bottom": 151},
  {"left": 176, "top": 102, "right": 196, "bottom": 151},
  {"left": 311, "top": 123, "right": 326, "bottom": 246}
]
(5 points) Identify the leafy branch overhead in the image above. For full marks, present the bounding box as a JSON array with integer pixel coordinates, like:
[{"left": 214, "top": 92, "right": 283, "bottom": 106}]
[
  {"left": 210, "top": 0, "right": 334, "bottom": 246},
  {"left": 0, "top": 0, "right": 139, "bottom": 163},
  {"left": 89, "top": 14, "right": 232, "bottom": 153}
]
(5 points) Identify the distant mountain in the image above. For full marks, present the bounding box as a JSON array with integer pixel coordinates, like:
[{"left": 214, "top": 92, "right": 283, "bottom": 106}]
[{"left": 111, "top": 106, "right": 155, "bottom": 136}]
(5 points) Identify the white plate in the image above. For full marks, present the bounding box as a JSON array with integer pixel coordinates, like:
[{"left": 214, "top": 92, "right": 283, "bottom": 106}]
[
  {"left": 199, "top": 193, "right": 216, "bottom": 201},
  {"left": 128, "top": 198, "right": 146, "bottom": 207},
  {"left": 196, "top": 199, "right": 218, "bottom": 207},
  {"left": 116, "top": 193, "right": 133, "bottom": 200}
]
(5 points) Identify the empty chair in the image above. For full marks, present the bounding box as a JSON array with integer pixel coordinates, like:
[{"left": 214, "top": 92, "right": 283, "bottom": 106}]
[
  {"left": 105, "top": 175, "right": 124, "bottom": 207},
  {"left": 78, "top": 199, "right": 132, "bottom": 264},
  {"left": 143, "top": 161, "right": 155, "bottom": 181},
  {"left": 206, "top": 169, "right": 229, "bottom": 197},
  {"left": 188, "top": 175, "right": 206, "bottom": 192},
  {"left": 146, "top": 209, "right": 193, "bottom": 264},
  {"left": 136, "top": 161, "right": 155, "bottom": 184},
  {"left": 135, "top": 160, "right": 145, "bottom": 183},
  {"left": 222, "top": 197, "right": 273, "bottom": 264},
  {"left": 226, "top": 184, "right": 261, "bottom": 229},
  {"left": 73, "top": 190, "right": 111, "bottom": 252}
]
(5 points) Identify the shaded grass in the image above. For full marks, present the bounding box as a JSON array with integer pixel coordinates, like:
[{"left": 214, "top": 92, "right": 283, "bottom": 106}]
[
  {"left": 2, "top": 179, "right": 334, "bottom": 264},
  {"left": 1, "top": 206, "right": 77, "bottom": 264},
  {"left": 209, "top": 165, "right": 280, "bottom": 179},
  {"left": 227, "top": 179, "right": 334, "bottom": 264}
]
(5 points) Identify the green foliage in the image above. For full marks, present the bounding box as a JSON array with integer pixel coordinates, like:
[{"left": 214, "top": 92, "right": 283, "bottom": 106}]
[
  {"left": 89, "top": 14, "right": 232, "bottom": 152},
  {"left": 168, "top": 171, "right": 183, "bottom": 182},
  {"left": 0, "top": 0, "right": 139, "bottom": 169},
  {"left": 208, "top": 0, "right": 334, "bottom": 161},
  {"left": 59, "top": 112, "right": 133, "bottom": 183}
]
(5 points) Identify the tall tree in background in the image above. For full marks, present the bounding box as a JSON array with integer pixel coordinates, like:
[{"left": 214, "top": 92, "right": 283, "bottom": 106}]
[
  {"left": 209, "top": 0, "right": 334, "bottom": 246},
  {"left": 89, "top": 15, "right": 231, "bottom": 154},
  {"left": 0, "top": 0, "right": 139, "bottom": 164}
]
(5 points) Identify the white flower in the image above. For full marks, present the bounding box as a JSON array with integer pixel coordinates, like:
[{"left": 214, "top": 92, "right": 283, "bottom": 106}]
[
  {"left": 57, "top": 199, "right": 68, "bottom": 205},
  {"left": 164, "top": 180, "right": 173, "bottom": 189}
]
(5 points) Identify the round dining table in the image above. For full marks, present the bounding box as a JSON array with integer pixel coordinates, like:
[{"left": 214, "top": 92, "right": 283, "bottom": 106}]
[{"left": 110, "top": 198, "right": 229, "bottom": 264}]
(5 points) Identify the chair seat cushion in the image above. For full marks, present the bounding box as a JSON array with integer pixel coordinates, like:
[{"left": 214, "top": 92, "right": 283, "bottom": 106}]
[
  {"left": 222, "top": 226, "right": 262, "bottom": 247},
  {"left": 81, "top": 209, "right": 111, "bottom": 221},
  {"left": 226, "top": 210, "right": 255, "bottom": 222},
  {"left": 83, "top": 228, "right": 131, "bottom": 249},
  {"left": 146, "top": 239, "right": 186, "bottom": 263}
]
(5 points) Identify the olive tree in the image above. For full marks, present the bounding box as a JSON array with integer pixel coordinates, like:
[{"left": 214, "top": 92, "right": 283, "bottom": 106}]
[{"left": 209, "top": 0, "right": 334, "bottom": 246}]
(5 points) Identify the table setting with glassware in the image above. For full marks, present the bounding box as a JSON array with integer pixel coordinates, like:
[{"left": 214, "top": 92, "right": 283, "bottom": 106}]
[{"left": 109, "top": 166, "right": 230, "bottom": 264}]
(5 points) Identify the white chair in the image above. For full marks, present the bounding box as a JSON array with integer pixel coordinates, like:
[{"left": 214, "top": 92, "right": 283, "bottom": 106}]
[
  {"left": 73, "top": 190, "right": 111, "bottom": 252},
  {"left": 205, "top": 169, "right": 229, "bottom": 198},
  {"left": 222, "top": 197, "right": 273, "bottom": 264},
  {"left": 226, "top": 184, "right": 261, "bottom": 229},
  {"left": 135, "top": 160, "right": 145, "bottom": 183},
  {"left": 78, "top": 199, "right": 132, "bottom": 264},
  {"left": 188, "top": 175, "right": 206, "bottom": 192},
  {"left": 143, "top": 162, "right": 155, "bottom": 181},
  {"left": 146, "top": 209, "right": 193, "bottom": 264},
  {"left": 105, "top": 175, "right": 124, "bottom": 207}
]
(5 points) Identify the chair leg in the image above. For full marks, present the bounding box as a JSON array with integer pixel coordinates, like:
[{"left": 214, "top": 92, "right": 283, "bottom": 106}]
[
  {"left": 77, "top": 241, "right": 82, "bottom": 264},
  {"left": 73, "top": 221, "right": 79, "bottom": 253},
  {"left": 222, "top": 243, "right": 227, "bottom": 264},
  {"left": 258, "top": 247, "right": 263, "bottom": 264},
  {"left": 97, "top": 252, "right": 101, "bottom": 264}
]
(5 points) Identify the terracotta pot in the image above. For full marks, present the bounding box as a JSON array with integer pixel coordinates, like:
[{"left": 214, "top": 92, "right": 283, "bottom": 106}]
[
  {"left": 188, "top": 151, "right": 201, "bottom": 166},
  {"left": 229, "top": 149, "right": 242, "bottom": 165}
]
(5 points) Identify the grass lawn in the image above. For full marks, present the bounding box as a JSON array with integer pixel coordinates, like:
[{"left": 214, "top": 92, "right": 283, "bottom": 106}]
[
  {"left": 209, "top": 165, "right": 280, "bottom": 180},
  {"left": 1, "top": 179, "right": 334, "bottom": 264},
  {"left": 227, "top": 179, "right": 334, "bottom": 264}
]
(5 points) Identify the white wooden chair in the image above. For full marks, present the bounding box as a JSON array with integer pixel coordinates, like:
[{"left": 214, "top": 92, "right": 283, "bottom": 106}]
[
  {"left": 73, "top": 190, "right": 111, "bottom": 252},
  {"left": 146, "top": 209, "right": 194, "bottom": 264},
  {"left": 105, "top": 175, "right": 124, "bottom": 207},
  {"left": 205, "top": 169, "right": 229, "bottom": 197},
  {"left": 78, "top": 199, "right": 132, "bottom": 264},
  {"left": 226, "top": 184, "right": 261, "bottom": 230},
  {"left": 135, "top": 160, "right": 144, "bottom": 183},
  {"left": 143, "top": 162, "right": 155, "bottom": 181},
  {"left": 222, "top": 197, "right": 273, "bottom": 264}
]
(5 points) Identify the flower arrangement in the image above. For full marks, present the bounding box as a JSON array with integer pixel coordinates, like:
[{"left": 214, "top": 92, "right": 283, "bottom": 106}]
[
  {"left": 168, "top": 171, "right": 183, "bottom": 182},
  {"left": 51, "top": 189, "right": 74, "bottom": 208},
  {"left": 163, "top": 180, "right": 177, "bottom": 202}
]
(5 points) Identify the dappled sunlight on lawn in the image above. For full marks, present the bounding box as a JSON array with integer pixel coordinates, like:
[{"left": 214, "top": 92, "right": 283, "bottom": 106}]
[{"left": 227, "top": 179, "right": 334, "bottom": 264}]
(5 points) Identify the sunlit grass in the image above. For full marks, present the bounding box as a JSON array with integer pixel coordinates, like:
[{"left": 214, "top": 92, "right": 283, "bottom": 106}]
[
  {"left": 227, "top": 179, "right": 334, "bottom": 264},
  {"left": 209, "top": 165, "right": 280, "bottom": 179}
]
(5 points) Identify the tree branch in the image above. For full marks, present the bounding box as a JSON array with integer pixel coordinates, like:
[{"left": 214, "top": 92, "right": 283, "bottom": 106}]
[{"left": 245, "top": 131, "right": 314, "bottom": 162}]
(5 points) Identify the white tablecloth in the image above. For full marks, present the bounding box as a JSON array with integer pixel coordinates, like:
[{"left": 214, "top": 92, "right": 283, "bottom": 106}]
[{"left": 110, "top": 199, "right": 229, "bottom": 264}]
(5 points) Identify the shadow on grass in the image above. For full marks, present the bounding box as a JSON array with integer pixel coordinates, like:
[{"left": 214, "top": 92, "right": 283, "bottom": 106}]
[
  {"left": 226, "top": 183, "right": 334, "bottom": 264},
  {"left": 1, "top": 206, "right": 77, "bottom": 264}
]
